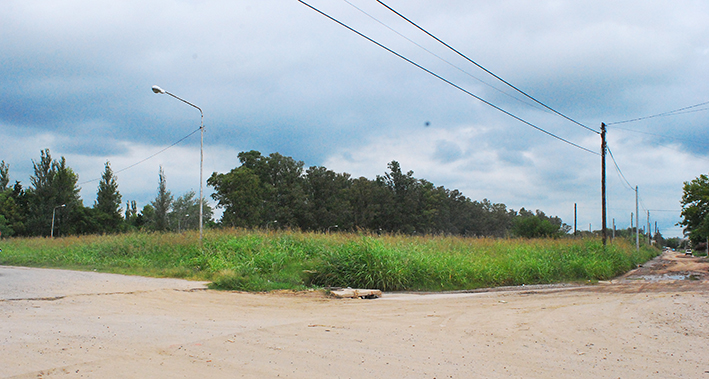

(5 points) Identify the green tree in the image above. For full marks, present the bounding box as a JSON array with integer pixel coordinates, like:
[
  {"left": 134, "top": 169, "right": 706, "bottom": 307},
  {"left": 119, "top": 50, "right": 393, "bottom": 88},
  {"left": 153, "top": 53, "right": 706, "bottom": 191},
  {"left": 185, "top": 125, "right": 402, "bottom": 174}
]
[
  {"left": 141, "top": 204, "right": 156, "bottom": 229},
  {"left": 0, "top": 161, "right": 9, "bottom": 191},
  {"left": 209, "top": 151, "right": 307, "bottom": 228},
  {"left": 379, "top": 161, "right": 423, "bottom": 233},
  {"left": 208, "top": 166, "right": 265, "bottom": 227},
  {"left": 680, "top": 173, "right": 709, "bottom": 245},
  {"left": 169, "top": 190, "right": 213, "bottom": 231},
  {"left": 344, "top": 176, "right": 392, "bottom": 232},
  {"left": 0, "top": 183, "right": 27, "bottom": 237},
  {"left": 0, "top": 163, "right": 27, "bottom": 237},
  {"left": 148, "top": 166, "right": 173, "bottom": 232},
  {"left": 94, "top": 161, "right": 123, "bottom": 233},
  {"left": 262, "top": 152, "right": 307, "bottom": 228},
  {"left": 124, "top": 200, "right": 145, "bottom": 229},
  {"left": 303, "top": 166, "right": 352, "bottom": 231},
  {"left": 25, "top": 149, "right": 83, "bottom": 236},
  {"left": 511, "top": 208, "right": 567, "bottom": 238}
]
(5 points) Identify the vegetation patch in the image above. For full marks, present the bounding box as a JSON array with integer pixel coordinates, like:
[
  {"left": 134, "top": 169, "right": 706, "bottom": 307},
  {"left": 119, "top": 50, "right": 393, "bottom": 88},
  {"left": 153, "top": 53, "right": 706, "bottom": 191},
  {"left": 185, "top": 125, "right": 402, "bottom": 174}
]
[{"left": 0, "top": 229, "right": 659, "bottom": 292}]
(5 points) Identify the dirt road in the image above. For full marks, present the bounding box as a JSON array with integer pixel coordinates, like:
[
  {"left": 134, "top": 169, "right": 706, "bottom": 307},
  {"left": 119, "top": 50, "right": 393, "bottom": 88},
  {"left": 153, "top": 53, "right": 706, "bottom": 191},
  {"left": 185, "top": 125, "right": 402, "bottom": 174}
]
[{"left": 1, "top": 251, "right": 708, "bottom": 378}]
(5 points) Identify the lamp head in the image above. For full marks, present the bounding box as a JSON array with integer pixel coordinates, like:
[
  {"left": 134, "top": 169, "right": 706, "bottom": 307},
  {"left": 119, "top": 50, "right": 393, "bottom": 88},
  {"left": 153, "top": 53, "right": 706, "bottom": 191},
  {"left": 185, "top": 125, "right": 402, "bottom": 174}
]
[{"left": 151, "top": 85, "right": 165, "bottom": 94}]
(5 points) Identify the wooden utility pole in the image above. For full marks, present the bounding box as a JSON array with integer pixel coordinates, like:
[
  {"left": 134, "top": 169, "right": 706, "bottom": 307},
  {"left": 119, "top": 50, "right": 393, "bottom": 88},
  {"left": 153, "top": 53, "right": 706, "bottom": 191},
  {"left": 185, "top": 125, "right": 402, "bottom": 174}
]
[
  {"left": 647, "top": 210, "right": 651, "bottom": 245},
  {"left": 635, "top": 186, "right": 639, "bottom": 251},
  {"left": 574, "top": 203, "right": 577, "bottom": 236},
  {"left": 601, "top": 123, "right": 607, "bottom": 246}
]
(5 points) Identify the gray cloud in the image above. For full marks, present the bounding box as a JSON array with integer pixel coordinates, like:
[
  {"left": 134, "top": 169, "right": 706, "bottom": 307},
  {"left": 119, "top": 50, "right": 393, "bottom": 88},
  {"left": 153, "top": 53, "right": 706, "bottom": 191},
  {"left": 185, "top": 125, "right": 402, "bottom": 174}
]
[{"left": 1, "top": 0, "right": 707, "bottom": 236}]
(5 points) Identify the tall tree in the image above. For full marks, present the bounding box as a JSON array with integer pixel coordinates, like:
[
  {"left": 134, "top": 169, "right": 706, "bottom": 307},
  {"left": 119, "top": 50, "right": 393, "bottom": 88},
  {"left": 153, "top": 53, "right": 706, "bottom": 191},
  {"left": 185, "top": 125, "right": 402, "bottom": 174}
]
[
  {"left": 124, "top": 200, "right": 143, "bottom": 229},
  {"left": 26, "top": 149, "right": 83, "bottom": 236},
  {"left": 209, "top": 151, "right": 307, "bottom": 228},
  {"left": 208, "top": 167, "right": 264, "bottom": 228},
  {"left": 303, "top": 166, "right": 352, "bottom": 231},
  {"left": 680, "top": 173, "right": 709, "bottom": 245},
  {"left": 0, "top": 182, "right": 26, "bottom": 237},
  {"left": 169, "top": 190, "right": 213, "bottom": 231},
  {"left": 345, "top": 177, "right": 391, "bottom": 232},
  {"left": 149, "top": 166, "right": 173, "bottom": 231},
  {"left": 94, "top": 161, "right": 123, "bottom": 233},
  {"left": 379, "top": 161, "right": 423, "bottom": 233},
  {"left": 0, "top": 161, "right": 9, "bottom": 191},
  {"left": 263, "top": 152, "right": 307, "bottom": 228},
  {"left": 0, "top": 162, "right": 26, "bottom": 237}
]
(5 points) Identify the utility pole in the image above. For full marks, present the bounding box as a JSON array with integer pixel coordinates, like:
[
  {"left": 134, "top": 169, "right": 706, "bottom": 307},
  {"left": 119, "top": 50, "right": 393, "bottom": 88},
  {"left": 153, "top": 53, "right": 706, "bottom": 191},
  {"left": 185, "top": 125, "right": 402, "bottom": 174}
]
[
  {"left": 635, "top": 186, "right": 639, "bottom": 251},
  {"left": 613, "top": 218, "right": 616, "bottom": 240},
  {"left": 647, "top": 210, "right": 651, "bottom": 245},
  {"left": 574, "top": 203, "right": 577, "bottom": 236},
  {"left": 601, "top": 123, "right": 607, "bottom": 246},
  {"left": 654, "top": 221, "right": 658, "bottom": 245}
]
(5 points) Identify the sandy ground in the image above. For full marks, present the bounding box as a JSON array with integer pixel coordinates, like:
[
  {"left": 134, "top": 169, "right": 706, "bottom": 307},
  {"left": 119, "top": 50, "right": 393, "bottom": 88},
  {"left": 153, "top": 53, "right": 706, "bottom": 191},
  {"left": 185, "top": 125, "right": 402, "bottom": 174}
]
[{"left": 1, "top": 250, "right": 708, "bottom": 378}]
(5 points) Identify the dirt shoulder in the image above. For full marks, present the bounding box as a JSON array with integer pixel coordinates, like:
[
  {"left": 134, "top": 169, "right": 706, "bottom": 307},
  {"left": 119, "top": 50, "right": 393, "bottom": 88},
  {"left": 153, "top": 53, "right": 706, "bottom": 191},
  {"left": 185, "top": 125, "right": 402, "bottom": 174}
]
[{"left": 1, "top": 251, "right": 708, "bottom": 379}]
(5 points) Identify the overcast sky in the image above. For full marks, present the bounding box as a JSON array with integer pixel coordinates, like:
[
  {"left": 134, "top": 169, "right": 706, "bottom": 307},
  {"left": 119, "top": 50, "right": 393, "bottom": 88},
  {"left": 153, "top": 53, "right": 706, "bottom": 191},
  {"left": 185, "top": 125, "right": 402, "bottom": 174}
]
[{"left": 2, "top": 0, "right": 708, "bottom": 237}]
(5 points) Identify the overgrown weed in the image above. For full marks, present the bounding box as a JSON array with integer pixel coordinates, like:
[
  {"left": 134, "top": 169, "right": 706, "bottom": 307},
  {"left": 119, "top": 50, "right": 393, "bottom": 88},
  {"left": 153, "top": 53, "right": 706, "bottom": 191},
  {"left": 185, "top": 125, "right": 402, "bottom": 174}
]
[{"left": 0, "top": 229, "right": 659, "bottom": 291}]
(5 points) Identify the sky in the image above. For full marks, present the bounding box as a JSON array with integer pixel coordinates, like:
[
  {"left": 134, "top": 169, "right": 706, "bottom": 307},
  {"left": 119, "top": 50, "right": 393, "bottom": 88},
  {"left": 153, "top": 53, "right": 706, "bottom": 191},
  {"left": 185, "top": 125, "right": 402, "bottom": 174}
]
[{"left": 2, "top": 0, "right": 708, "bottom": 238}]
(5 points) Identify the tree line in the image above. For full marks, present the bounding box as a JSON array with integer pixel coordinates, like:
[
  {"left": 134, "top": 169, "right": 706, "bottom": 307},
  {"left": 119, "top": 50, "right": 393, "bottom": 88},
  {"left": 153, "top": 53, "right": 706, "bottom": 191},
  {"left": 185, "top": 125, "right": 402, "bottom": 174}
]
[
  {"left": 207, "top": 150, "right": 570, "bottom": 237},
  {"left": 0, "top": 149, "right": 570, "bottom": 238},
  {"left": 0, "top": 149, "right": 211, "bottom": 238}
]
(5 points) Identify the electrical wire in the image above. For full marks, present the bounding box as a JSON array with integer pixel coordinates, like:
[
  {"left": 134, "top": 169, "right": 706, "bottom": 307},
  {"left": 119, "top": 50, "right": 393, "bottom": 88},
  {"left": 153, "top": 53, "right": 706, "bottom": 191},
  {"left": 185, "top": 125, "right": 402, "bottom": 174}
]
[
  {"left": 375, "top": 0, "right": 599, "bottom": 135},
  {"left": 607, "top": 125, "right": 700, "bottom": 144},
  {"left": 78, "top": 127, "right": 201, "bottom": 185},
  {"left": 607, "top": 146, "right": 634, "bottom": 191},
  {"left": 298, "top": 0, "right": 599, "bottom": 155},
  {"left": 341, "top": 0, "right": 545, "bottom": 113},
  {"left": 607, "top": 100, "right": 709, "bottom": 125}
]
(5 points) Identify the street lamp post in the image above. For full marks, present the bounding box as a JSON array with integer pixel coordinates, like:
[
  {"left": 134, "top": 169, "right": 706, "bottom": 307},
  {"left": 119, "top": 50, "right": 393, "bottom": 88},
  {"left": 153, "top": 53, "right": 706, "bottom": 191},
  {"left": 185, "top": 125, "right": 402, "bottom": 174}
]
[
  {"left": 152, "top": 85, "right": 204, "bottom": 243},
  {"left": 51, "top": 204, "right": 65, "bottom": 238}
]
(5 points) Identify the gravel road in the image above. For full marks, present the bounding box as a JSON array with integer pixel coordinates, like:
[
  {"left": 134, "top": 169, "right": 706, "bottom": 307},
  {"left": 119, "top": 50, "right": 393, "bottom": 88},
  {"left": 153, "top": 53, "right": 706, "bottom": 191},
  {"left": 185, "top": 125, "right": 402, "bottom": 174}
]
[
  {"left": 0, "top": 266, "right": 208, "bottom": 301},
  {"left": 1, "top": 252, "right": 708, "bottom": 378}
]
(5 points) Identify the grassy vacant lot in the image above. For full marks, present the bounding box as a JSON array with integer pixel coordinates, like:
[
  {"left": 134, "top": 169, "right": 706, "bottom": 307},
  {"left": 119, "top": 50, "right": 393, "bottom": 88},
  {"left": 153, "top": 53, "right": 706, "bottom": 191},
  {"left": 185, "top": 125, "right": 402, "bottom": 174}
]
[{"left": 0, "top": 229, "right": 659, "bottom": 291}]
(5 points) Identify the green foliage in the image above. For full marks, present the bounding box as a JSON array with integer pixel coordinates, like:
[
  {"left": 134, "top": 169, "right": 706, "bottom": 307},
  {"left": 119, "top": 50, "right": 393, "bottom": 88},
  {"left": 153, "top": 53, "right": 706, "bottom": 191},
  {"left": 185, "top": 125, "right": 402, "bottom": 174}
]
[
  {"left": 149, "top": 166, "right": 173, "bottom": 231},
  {"left": 0, "top": 230, "right": 659, "bottom": 292},
  {"left": 680, "top": 173, "right": 709, "bottom": 245},
  {"left": 208, "top": 166, "right": 264, "bottom": 227},
  {"left": 0, "top": 161, "right": 9, "bottom": 190},
  {"left": 1, "top": 151, "right": 216, "bottom": 238},
  {"left": 94, "top": 161, "right": 123, "bottom": 233},
  {"left": 0, "top": 182, "right": 26, "bottom": 237},
  {"left": 207, "top": 151, "right": 541, "bottom": 238},
  {"left": 169, "top": 190, "right": 212, "bottom": 232},
  {"left": 25, "top": 149, "right": 83, "bottom": 236},
  {"left": 512, "top": 209, "right": 569, "bottom": 238},
  {"left": 4, "top": 149, "right": 571, "bottom": 240}
]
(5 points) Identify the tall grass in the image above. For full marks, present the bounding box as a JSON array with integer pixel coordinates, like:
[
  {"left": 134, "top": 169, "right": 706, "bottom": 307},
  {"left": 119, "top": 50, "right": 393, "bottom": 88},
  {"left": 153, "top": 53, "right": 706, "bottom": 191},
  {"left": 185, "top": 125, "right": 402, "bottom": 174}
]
[{"left": 0, "top": 229, "right": 659, "bottom": 291}]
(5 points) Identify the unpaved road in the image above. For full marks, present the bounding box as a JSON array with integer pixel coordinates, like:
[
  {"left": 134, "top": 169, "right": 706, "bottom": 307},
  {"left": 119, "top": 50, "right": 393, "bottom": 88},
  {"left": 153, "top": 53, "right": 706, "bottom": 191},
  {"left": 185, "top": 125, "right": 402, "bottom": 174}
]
[{"left": 1, "top": 251, "right": 708, "bottom": 378}]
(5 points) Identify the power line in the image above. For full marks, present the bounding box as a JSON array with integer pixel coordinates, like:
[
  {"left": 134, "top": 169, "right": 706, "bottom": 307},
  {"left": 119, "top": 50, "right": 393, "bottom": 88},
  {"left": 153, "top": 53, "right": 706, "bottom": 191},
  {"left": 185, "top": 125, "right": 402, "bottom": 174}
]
[
  {"left": 607, "top": 125, "right": 699, "bottom": 144},
  {"left": 375, "top": 0, "right": 599, "bottom": 135},
  {"left": 78, "top": 127, "right": 201, "bottom": 185},
  {"left": 298, "top": 0, "right": 599, "bottom": 155},
  {"left": 607, "top": 100, "right": 709, "bottom": 125},
  {"left": 607, "top": 146, "right": 634, "bottom": 191},
  {"left": 341, "top": 0, "right": 546, "bottom": 114}
]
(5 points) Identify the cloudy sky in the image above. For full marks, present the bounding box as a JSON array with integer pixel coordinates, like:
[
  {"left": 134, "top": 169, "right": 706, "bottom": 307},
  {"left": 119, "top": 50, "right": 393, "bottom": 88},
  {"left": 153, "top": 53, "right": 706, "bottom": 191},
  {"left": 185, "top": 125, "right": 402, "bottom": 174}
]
[{"left": 2, "top": 0, "right": 708, "bottom": 237}]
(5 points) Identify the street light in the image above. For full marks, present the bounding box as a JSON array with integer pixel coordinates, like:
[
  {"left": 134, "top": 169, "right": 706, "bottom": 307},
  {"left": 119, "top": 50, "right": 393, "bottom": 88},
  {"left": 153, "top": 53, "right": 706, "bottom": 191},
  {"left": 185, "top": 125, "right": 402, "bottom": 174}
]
[
  {"left": 152, "top": 85, "right": 204, "bottom": 243},
  {"left": 51, "top": 204, "right": 65, "bottom": 238}
]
